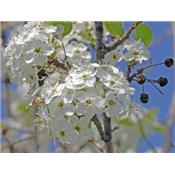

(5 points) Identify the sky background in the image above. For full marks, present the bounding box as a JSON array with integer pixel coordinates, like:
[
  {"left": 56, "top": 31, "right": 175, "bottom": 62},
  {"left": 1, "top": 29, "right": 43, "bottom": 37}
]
[
  {"left": 124, "top": 22, "right": 175, "bottom": 152},
  {"left": 1, "top": 22, "right": 175, "bottom": 152}
]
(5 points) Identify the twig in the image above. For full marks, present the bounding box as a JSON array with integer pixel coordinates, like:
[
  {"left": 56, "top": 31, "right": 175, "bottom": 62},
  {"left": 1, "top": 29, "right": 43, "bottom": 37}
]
[
  {"left": 61, "top": 40, "right": 68, "bottom": 61},
  {"left": 88, "top": 139, "right": 105, "bottom": 153},
  {"left": 1, "top": 123, "right": 35, "bottom": 133},
  {"left": 106, "top": 21, "right": 143, "bottom": 52},
  {"left": 75, "top": 142, "right": 88, "bottom": 153},
  {"left": 1, "top": 131, "right": 42, "bottom": 151},
  {"left": 61, "top": 40, "right": 71, "bottom": 69},
  {"left": 126, "top": 65, "right": 132, "bottom": 80},
  {"left": 136, "top": 115, "right": 156, "bottom": 153},
  {"left": 128, "top": 67, "right": 145, "bottom": 82},
  {"left": 112, "top": 126, "right": 120, "bottom": 132}
]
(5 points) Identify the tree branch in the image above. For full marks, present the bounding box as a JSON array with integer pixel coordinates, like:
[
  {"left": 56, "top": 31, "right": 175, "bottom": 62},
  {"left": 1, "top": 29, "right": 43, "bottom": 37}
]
[
  {"left": 94, "top": 21, "right": 106, "bottom": 63},
  {"left": 103, "top": 113, "right": 113, "bottom": 153},
  {"left": 106, "top": 21, "right": 143, "bottom": 52},
  {"left": 88, "top": 139, "right": 105, "bottom": 153},
  {"left": 94, "top": 21, "right": 114, "bottom": 152},
  {"left": 91, "top": 115, "right": 105, "bottom": 140}
]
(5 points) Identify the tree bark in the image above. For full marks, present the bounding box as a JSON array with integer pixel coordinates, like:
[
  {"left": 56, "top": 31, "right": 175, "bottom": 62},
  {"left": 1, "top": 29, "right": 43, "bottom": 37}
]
[
  {"left": 103, "top": 113, "right": 113, "bottom": 153},
  {"left": 95, "top": 21, "right": 113, "bottom": 152}
]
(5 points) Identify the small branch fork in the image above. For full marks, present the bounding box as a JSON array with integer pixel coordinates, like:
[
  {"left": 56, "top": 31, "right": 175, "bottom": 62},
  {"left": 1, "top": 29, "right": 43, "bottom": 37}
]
[
  {"left": 95, "top": 21, "right": 142, "bottom": 64},
  {"left": 91, "top": 115, "right": 114, "bottom": 153},
  {"left": 106, "top": 21, "right": 143, "bottom": 52}
]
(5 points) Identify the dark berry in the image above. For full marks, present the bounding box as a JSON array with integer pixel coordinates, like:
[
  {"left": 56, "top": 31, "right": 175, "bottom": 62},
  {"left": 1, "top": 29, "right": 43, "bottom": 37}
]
[
  {"left": 140, "top": 93, "right": 149, "bottom": 103},
  {"left": 164, "top": 58, "right": 174, "bottom": 67},
  {"left": 137, "top": 75, "right": 146, "bottom": 85},
  {"left": 157, "top": 77, "right": 168, "bottom": 87}
]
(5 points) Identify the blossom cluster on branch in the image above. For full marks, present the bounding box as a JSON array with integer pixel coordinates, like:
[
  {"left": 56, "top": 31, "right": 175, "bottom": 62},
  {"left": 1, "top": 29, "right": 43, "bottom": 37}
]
[{"left": 3, "top": 22, "right": 151, "bottom": 146}]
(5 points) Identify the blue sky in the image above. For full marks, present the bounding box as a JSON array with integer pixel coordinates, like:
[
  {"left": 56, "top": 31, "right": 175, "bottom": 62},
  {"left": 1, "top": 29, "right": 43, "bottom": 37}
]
[{"left": 124, "top": 22, "right": 175, "bottom": 152}]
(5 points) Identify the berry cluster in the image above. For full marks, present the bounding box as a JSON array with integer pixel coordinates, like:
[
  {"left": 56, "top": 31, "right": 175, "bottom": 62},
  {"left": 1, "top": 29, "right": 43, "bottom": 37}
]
[{"left": 131, "top": 58, "right": 174, "bottom": 103}]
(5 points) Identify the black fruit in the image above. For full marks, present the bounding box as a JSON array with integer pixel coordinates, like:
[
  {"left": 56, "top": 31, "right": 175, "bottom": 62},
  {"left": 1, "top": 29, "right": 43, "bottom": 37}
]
[
  {"left": 140, "top": 93, "right": 149, "bottom": 103},
  {"left": 137, "top": 75, "right": 146, "bottom": 85},
  {"left": 164, "top": 58, "right": 174, "bottom": 67},
  {"left": 157, "top": 77, "right": 168, "bottom": 87}
]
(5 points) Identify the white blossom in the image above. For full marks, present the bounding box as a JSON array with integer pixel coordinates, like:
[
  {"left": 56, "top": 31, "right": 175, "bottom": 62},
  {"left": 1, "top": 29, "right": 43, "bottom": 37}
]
[
  {"left": 65, "top": 65, "right": 97, "bottom": 89},
  {"left": 48, "top": 96, "right": 75, "bottom": 119},
  {"left": 70, "top": 116, "right": 93, "bottom": 144},
  {"left": 104, "top": 91, "right": 124, "bottom": 118},
  {"left": 123, "top": 39, "right": 149, "bottom": 63},
  {"left": 104, "top": 47, "right": 123, "bottom": 66},
  {"left": 75, "top": 90, "right": 103, "bottom": 118},
  {"left": 48, "top": 119, "right": 78, "bottom": 144}
]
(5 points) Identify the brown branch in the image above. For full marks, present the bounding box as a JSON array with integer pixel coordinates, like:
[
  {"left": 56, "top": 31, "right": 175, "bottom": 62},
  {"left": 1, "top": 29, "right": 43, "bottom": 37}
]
[
  {"left": 126, "top": 65, "right": 132, "bottom": 80},
  {"left": 103, "top": 112, "right": 113, "bottom": 153},
  {"left": 88, "top": 139, "right": 105, "bottom": 153},
  {"left": 61, "top": 40, "right": 68, "bottom": 61},
  {"left": 61, "top": 40, "right": 71, "bottom": 70},
  {"left": 91, "top": 115, "right": 105, "bottom": 140},
  {"left": 106, "top": 21, "right": 143, "bottom": 52},
  {"left": 94, "top": 22, "right": 114, "bottom": 152},
  {"left": 94, "top": 21, "right": 107, "bottom": 63}
]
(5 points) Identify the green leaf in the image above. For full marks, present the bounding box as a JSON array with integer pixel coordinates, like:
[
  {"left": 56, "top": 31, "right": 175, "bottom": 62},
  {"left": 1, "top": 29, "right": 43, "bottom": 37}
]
[
  {"left": 79, "top": 31, "right": 96, "bottom": 45},
  {"left": 103, "top": 22, "right": 124, "bottom": 37},
  {"left": 117, "top": 118, "right": 135, "bottom": 127},
  {"left": 16, "top": 101, "right": 33, "bottom": 125},
  {"left": 152, "top": 125, "right": 166, "bottom": 133},
  {"left": 134, "top": 23, "right": 153, "bottom": 46},
  {"left": 16, "top": 101, "right": 29, "bottom": 113},
  {"left": 45, "top": 21, "right": 72, "bottom": 36}
]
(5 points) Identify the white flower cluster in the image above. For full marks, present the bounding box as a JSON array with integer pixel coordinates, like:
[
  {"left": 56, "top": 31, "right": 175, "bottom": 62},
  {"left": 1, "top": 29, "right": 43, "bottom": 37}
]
[
  {"left": 4, "top": 22, "right": 148, "bottom": 146},
  {"left": 104, "top": 39, "right": 149, "bottom": 66}
]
